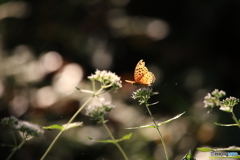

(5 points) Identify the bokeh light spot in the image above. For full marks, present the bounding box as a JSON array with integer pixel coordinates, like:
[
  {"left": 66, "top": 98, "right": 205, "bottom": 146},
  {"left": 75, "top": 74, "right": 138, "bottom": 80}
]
[
  {"left": 40, "top": 51, "right": 63, "bottom": 73},
  {"left": 9, "top": 95, "right": 29, "bottom": 117},
  {"left": 53, "top": 63, "right": 83, "bottom": 96},
  {"left": 36, "top": 86, "right": 57, "bottom": 108},
  {"left": 92, "top": 50, "right": 113, "bottom": 69},
  {"left": 146, "top": 20, "right": 169, "bottom": 40},
  {"left": 0, "top": 1, "right": 30, "bottom": 19}
]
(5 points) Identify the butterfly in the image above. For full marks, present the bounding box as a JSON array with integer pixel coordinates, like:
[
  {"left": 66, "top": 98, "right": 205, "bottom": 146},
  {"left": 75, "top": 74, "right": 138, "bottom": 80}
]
[{"left": 125, "top": 59, "right": 156, "bottom": 86}]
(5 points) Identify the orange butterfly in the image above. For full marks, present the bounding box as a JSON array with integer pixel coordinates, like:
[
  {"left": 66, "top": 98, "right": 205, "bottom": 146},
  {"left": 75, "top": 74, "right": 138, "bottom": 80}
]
[{"left": 125, "top": 59, "right": 156, "bottom": 86}]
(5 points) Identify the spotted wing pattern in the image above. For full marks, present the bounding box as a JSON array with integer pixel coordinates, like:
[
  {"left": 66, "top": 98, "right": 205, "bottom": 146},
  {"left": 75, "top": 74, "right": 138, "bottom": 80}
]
[
  {"left": 134, "top": 60, "right": 147, "bottom": 82},
  {"left": 125, "top": 59, "right": 155, "bottom": 86},
  {"left": 138, "top": 71, "right": 155, "bottom": 86}
]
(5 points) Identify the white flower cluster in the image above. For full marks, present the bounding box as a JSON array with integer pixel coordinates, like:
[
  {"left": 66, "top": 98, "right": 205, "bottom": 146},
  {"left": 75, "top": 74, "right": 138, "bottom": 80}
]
[
  {"left": 211, "top": 89, "right": 226, "bottom": 98},
  {"left": 1, "top": 116, "right": 44, "bottom": 137},
  {"left": 88, "top": 70, "right": 122, "bottom": 89},
  {"left": 15, "top": 120, "right": 44, "bottom": 137},
  {"left": 131, "top": 87, "right": 158, "bottom": 105},
  {"left": 220, "top": 97, "right": 239, "bottom": 112},
  {"left": 203, "top": 89, "right": 225, "bottom": 108},
  {"left": 1, "top": 116, "right": 18, "bottom": 126},
  {"left": 203, "top": 93, "right": 217, "bottom": 108},
  {"left": 204, "top": 89, "right": 239, "bottom": 113},
  {"left": 86, "top": 100, "right": 115, "bottom": 121}
]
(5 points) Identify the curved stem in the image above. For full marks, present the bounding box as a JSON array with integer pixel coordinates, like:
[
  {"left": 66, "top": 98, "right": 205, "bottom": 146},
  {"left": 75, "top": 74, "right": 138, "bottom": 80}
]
[
  {"left": 40, "top": 95, "right": 94, "bottom": 160},
  {"left": 97, "top": 89, "right": 112, "bottom": 96},
  {"left": 6, "top": 137, "right": 26, "bottom": 160},
  {"left": 41, "top": 83, "right": 107, "bottom": 160},
  {"left": 145, "top": 105, "right": 169, "bottom": 160},
  {"left": 102, "top": 117, "right": 129, "bottom": 160},
  {"left": 231, "top": 111, "right": 240, "bottom": 129}
]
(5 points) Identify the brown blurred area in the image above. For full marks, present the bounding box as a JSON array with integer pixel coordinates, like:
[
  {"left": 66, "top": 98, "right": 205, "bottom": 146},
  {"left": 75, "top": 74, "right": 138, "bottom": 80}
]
[{"left": 1, "top": 0, "right": 240, "bottom": 160}]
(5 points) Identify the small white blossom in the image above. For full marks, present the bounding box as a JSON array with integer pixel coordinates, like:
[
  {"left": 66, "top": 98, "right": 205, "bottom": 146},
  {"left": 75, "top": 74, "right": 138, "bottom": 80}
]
[
  {"left": 86, "top": 100, "right": 115, "bottom": 121},
  {"left": 220, "top": 97, "right": 239, "bottom": 112},
  {"left": 131, "top": 87, "right": 158, "bottom": 105},
  {"left": 1, "top": 117, "right": 44, "bottom": 138},
  {"left": 212, "top": 89, "right": 226, "bottom": 98},
  {"left": 203, "top": 93, "right": 217, "bottom": 108},
  {"left": 1, "top": 116, "right": 18, "bottom": 126},
  {"left": 204, "top": 89, "right": 239, "bottom": 113},
  {"left": 88, "top": 70, "right": 122, "bottom": 89},
  {"left": 15, "top": 120, "right": 44, "bottom": 137}
]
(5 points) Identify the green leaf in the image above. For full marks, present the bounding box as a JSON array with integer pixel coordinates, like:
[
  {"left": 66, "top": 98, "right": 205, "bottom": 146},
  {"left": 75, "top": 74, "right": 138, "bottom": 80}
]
[
  {"left": 214, "top": 122, "right": 238, "bottom": 127},
  {"left": 125, "top": 112, "right": 185, "bottom": 130},
  {"left": 197, "top": 147, "right": 213, "bottom": 152},
  {"left": 42, "top": 122, "right": 83, "bottom": 131},
  {"left": 125, "top": 124, "right": 155, "bottom": 129},
  {"left": 210, "top": 156, "right": 240, "bottom": 159},
  {"left": 42, "top": 124, "right": 64, "bottom": 130},
  {"left": 88, "top": 133, "right": 132, "bottom": 144},
  {"left": 121, "top": 132, "right": 132, "bottom": 139},
  {"left": 197, "top": 146, "right": 240, "bottom": 152},
  {"left": 62, "top": 122, "right": 83, "bottom": 130},
  {"left": 157, "top": 112, "right": 185, "bottom": 127},
  {"left": 182, "top": 150, "right": 195, "bottom": 160}
]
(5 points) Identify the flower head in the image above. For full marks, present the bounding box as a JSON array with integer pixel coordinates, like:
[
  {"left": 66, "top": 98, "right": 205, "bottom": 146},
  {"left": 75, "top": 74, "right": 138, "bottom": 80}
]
[
  {"left": 220, "top": 97, "right": 239, "bottom": 112},
  {"left": 204, "top": 93, "right": 218, "bottom": 108},
  {"left": 132, "top": 87, "right": 158, "bottom": 105},
  {"left": 86, "top": 99, "right": 115, "bottom": 122},
  {"left": 88, "top": 70, "right": 122, "bottom": 90},
  {"left": 1, "top": 116, "right": 18, "bottom": 127},
  {"left": 211, "top": 89, "right": 226, "bottom": 98},
  {"left": 1, "top": 117, "right": 44, "bottom": 138},
  {"left": 203, "top": 89, "right": 239, "bottom": 113},
  {"left": 203, "top": 89, "right": 226, "bottom": 111},
  {"left": 15, "top": 120, "right": 44, "bottom": 137}
]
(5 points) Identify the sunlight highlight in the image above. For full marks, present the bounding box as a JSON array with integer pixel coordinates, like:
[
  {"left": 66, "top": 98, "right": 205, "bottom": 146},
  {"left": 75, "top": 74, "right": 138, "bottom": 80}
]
[
  {"left": 146, "top": 20, "right": 169, "bottom": 40},
  {"left": 0, "top": 2, "right": 30, "bottom": 19},
  {"left": 53, "top": 63, "right": 83, "bottom": 96},
  {"left": 108, "top": 9, "right": 170, "bottom": 40},
  {"left": 36, "top": 86, "right": 57, "bottom": 108},
  {"left": 40, "top": 51, "right": 63, "bottom": 73},
  {"left": 9, "top": 95, "right": 29, "bottom": 117}
]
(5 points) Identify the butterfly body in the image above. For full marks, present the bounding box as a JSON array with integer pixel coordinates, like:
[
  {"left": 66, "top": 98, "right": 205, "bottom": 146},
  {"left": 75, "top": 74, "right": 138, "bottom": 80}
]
[{"left": 125, "top": 60, "right": 155, "bottom": 86}]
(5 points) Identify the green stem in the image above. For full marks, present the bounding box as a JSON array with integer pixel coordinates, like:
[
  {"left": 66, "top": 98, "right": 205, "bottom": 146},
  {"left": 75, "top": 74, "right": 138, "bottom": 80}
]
[
  {"left": 102, "top": 116, "right": 129, "bottom": 160},
  {"left": 231, "top": 111, "right": 240, "bottom": 129},
  {"left": 145, "top": 105, "right": 169, "bottom": 160},
  {"left": 6, "top": 137, "right": 26, "bottom": 160},
  {"left": 97, "top": 89, "right": 113, "bottom": 96},
  {"left": 78, "top": 89, "right": 94, "bottom": 94},
  {"left": 40, "top": 95, "right": 94, "bottom": 160},
  {"left": 41, "top": 85, "right": 106, "bottom": 160}
]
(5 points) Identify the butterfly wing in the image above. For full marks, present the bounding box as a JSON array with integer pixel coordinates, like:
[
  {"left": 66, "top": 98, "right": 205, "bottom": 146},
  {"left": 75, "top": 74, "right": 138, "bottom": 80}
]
[
  {"left": 138, "top": 71, "right": 156, "bottom": 86},
  {"left": 134, "top": 60, "right": 148, "bottom": 82},
  {"left": 126, "top": 59, "right": 146, "bottom": 84},
  {"left": 126, "top": 59, "right": 155, "bottom": 86}
]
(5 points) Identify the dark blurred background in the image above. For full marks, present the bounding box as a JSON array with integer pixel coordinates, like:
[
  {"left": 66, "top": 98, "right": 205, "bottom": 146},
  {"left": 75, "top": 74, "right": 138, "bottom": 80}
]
[{"left": 1, "top": 0, "right": 240, "bottom": 160}]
